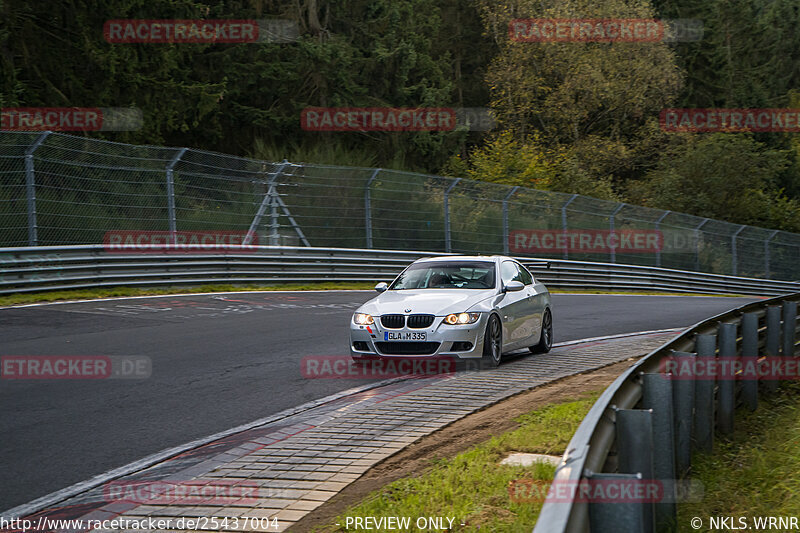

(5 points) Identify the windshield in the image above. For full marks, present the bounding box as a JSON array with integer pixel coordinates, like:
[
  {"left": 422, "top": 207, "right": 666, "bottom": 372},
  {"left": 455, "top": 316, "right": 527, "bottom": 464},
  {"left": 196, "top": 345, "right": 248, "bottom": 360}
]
[{"left": 391, "top": 261, "right": 496, "bottom": 290}]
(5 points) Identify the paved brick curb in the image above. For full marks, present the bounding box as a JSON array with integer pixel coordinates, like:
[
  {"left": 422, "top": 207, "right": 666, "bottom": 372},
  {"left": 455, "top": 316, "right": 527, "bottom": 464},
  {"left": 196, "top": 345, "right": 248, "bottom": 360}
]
[{"left": 5, "top": 331, "right": 678, "bottom": 533}]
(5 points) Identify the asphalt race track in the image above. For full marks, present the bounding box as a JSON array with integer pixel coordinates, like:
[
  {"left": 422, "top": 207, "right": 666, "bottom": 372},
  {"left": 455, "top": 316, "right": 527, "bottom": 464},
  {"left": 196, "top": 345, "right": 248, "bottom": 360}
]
[{"left": 0, "top": 291, "right": 758, "bottom": 510}]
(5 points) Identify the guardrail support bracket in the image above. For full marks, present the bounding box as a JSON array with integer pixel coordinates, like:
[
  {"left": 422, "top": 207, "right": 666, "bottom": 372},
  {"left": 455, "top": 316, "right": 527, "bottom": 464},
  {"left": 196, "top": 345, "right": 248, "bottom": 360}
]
[
  {"left": 642, "top": 374, "right": 678, "bottom": 531},
  {"left": 615, "top": 408, "right": 655, "bottom": 533},
  {"left": 588, "top": 473, "right": 648, "bottom": 533},
  {"left": 672, "top": 351, "right": 696, "bottom": 476},
  {"left": 765, "top": 306, "right": 782, "bottom": 394},
  {"left": 717, "top": 323, "right": 737, "bottom": 436},
  {"left": 694, "top": 334, "right": 716, "bottom": 453},
  {"left": 783, "top": 301, "right": 798, "bottom": 358},
  {"left": 741, "top": 313, "right": 759, "bottom": 411}
]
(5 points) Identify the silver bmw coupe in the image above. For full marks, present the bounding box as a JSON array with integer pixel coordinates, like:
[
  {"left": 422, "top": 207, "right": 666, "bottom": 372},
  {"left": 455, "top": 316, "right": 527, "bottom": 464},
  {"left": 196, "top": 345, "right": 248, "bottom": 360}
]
[{"left": 349, "top": 256, "right": 552, "bottom": 367}]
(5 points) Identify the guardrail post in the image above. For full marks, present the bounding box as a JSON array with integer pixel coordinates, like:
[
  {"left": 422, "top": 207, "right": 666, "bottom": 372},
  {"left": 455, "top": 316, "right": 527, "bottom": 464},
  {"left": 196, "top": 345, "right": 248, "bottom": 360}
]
[
  {"left": 717, "top": 323, "right": 737, "bottom": 436},
  {"left": 364, "top": 169, "right": 381, "bottom": 248},
  {"left": 444, "top": 178, "right": 461, "bottom": 253},
  {"left": 609, "top": 204, "right": 625, "bottom": 264},
  {"left": 765, "top": 306, "right": 782, "bottom": 394},
  {"left": 165, "top": 148, "right": 188, "bottom": 244},
  {"left": 731, "top": 225, "right": 745, "bottom": 276},
  {"left": 24, "top": 131, "right": 51, "bottom": 246},
  {"left": 561, "top": 194, "right": 578, "bottom": 260},
  {"left": 671, "top": 351, "right": 695, "bottom": 476},
  {"left": 694, "top": 219, "right": 710, "bottom": 272},
  {"left": 615, "top": 408, "right": 655, "bottom": 533},
  {"left": 245, "top": 161, "right": 288, "bottom": 246},
  {"left": 502, "top": 186, "right": 518, "bottom": 255},
  {"left": 783, "top": 301, "right": 798, "bottom": 357},
  {"left": 694, "top": 334, "right": 716, "bottom": 453},
  {"left": 587, "top": 473, "right": 647, "bottom": 533},
  {"left": 765, "top": 230, "right": 778, "bottom": 279},
  {"left": 641, "top": 374, "right": 677, "bottom": 531},
  {"left": 654, "top": 211, "right": 670, "bottom": 268},
  {"left": 741, "top": 313, "right": 759, "bottom": 411}
]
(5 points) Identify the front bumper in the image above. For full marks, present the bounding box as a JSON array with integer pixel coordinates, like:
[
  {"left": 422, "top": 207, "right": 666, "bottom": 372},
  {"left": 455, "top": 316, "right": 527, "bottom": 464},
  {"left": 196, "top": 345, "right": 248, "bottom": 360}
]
[{"left": 349, "top": 313, "right": 488, "bottom": 359}]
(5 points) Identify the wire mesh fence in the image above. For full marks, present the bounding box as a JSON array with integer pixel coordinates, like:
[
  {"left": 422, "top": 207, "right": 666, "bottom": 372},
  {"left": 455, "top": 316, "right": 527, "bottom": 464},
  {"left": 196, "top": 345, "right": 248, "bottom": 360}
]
[{"left": 1, "top": 131, "right": 799, "bottom": 280}]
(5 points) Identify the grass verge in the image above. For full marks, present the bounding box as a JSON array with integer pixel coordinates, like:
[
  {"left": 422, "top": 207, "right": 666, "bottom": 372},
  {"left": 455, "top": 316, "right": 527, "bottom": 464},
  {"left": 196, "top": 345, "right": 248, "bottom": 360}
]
[
  {"left": 315, "top": 391, "right": 602, "bottom": 533},
  {"left": 678, "top": 381, "right": 800, "bottom": 530},
  {"left": 0, "top": 283, "right": 376, "bottom": 307}
]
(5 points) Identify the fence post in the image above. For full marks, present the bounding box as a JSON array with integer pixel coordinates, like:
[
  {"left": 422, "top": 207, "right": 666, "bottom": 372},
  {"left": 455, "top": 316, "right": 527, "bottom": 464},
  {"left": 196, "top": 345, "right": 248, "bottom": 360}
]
[
  {"left": 731, "top": 225, "right": 745, "bottom": 276},
  {"left": 609, "top": 203, "right": 625, "bottom": 264},
  {"left": 24, "top": 131, "right": 51, "bottom": 246},
  {"left": 694, "top": 218, "right": 710, "bottom": 272},
  {"left": 717, "top": 323, "right": 737, "bottom": 435},
  {"left": 654, "top": 211, "right": 670, "bottom": 268},
  {"left": 694, "top": 334, "right": 716, "bottom": 453},
  {"left": 502, "top": 186, "right": 519, "bottom": 255},
  {"left": 444, "top": 178, "right": 461, "bottom": 253},
  {"left": 765, "top": 230, "right": 778, "bottom": 279},
  {"left": 741, "top": 313, "right": 759, "bottom": 411},
  {"left": 641, "top": 374, "right": 677, "bottom": 531},
  {"left": 783, "top": 301, "right": 798, "bottom": 358},
  {"left": 765, "top": 305, "right": 782, "bottom": 394},
  {"left": 561, "top": 194, "right": 578, "bottom": 260},
  {"left": 364, "top": 169, "right": 381, "bottom": 249},
  {"left": 166, "top": 148, "right": 188, "bottom": 244}
]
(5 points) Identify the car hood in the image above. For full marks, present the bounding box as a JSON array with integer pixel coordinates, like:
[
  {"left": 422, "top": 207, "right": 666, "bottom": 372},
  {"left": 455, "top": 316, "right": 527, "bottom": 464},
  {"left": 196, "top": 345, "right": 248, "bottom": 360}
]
[{"left": 359, "top": 289, "right": 496, "bottom": 316}]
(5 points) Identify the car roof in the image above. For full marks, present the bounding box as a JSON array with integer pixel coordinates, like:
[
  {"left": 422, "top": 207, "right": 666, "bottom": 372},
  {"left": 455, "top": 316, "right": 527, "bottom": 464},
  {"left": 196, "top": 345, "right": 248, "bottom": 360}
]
[{"left": 413, "top": 255, "right": 511, "bottom": 264}]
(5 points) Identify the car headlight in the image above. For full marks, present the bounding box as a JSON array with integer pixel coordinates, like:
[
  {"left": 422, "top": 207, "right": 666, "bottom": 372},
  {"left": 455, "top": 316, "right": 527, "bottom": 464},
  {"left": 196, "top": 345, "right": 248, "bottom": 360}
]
[
  {"left": 444, "top": 312, "right": 480, "bottom": 325},
  {"left": 353, "top": 312, "right": 375, "bottom": 325}
]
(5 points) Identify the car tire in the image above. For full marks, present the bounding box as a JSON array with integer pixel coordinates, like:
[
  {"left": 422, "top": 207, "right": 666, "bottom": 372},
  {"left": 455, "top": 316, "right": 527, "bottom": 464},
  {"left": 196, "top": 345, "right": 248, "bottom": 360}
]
[
  {"left": 482, "top": 314, "right": 503, "bottom": 368},
  {"left": 530, "top": 309, "right": 553, "bottom": 354}
]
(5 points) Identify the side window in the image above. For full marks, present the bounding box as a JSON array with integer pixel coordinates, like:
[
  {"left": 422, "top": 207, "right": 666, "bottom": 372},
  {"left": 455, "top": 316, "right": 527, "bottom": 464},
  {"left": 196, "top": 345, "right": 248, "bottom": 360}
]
[
  {"left": 515, "top": 263, "right": 533, "bottom": 285},
  {"left": 501, "top": 261, "right": 522, "bottom": 285}
]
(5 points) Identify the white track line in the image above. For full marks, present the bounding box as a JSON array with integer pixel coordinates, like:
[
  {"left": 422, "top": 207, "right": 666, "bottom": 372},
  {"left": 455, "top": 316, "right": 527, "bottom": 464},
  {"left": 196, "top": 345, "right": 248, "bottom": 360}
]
[{"left": 0, "top": 290, "right": 751, "bottom": 311}]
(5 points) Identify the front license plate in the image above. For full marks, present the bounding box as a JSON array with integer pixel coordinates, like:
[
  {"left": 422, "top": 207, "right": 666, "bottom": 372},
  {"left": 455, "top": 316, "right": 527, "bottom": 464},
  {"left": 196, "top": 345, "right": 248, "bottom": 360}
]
[{"left": 385, "top": 331, "right": 427, "bottom": 341}]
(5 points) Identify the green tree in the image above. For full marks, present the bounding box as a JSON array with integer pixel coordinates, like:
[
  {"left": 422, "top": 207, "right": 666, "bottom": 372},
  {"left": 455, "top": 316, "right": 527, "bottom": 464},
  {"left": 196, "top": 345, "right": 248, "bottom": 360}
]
[
  {"left": 475, "top": 0, "right": 683, "bottom": 192},
  {"left": 628, "top": 133, "right": 800, "bottom": 230}
]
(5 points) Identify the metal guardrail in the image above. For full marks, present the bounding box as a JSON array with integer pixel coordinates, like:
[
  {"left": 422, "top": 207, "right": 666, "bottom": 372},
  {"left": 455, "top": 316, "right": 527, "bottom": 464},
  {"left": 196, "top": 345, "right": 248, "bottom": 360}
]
[
  {"left": 533, "top": 292, "right": 800, "bottom": 533},
  {"left": 1, "top": 245, "right": 799, "bottom": 297}
]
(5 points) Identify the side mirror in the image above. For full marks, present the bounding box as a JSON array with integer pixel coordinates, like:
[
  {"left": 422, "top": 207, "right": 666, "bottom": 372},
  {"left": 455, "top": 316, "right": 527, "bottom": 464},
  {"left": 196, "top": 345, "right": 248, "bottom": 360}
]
[
  {"left": 375, "top": 282, "right": 388, "bottom": 293},
  {"left": 504, "top": 280, "right": 524, "bottom": 292}
]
